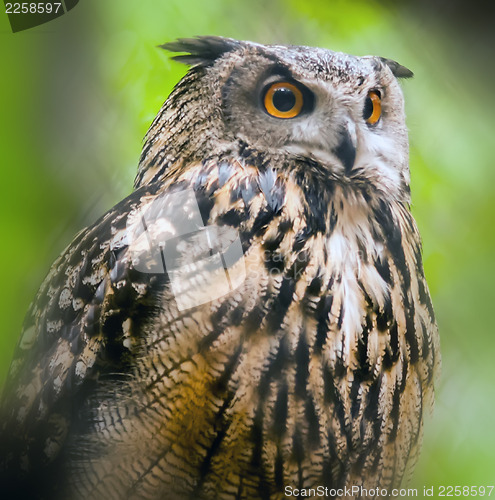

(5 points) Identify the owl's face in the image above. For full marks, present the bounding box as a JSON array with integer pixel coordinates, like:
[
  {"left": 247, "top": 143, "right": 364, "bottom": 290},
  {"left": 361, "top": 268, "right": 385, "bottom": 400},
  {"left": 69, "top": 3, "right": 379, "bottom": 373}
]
[{"left": 139, "top": 38, "right": 413, "bottom": 200}]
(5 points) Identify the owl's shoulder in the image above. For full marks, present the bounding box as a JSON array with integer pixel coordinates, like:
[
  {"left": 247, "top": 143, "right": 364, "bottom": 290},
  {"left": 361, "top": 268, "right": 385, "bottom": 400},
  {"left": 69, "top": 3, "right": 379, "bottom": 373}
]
[{"left": 0, "top": 156, "right": 293, "bottom": 474}]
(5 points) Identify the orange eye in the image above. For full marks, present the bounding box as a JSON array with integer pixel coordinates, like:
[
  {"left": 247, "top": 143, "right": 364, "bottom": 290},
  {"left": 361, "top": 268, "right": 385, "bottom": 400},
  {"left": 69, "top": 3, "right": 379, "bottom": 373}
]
[
  {"left": 363, "top": 90, "right": 382, "bottom": 125},
  {"left": 263, "top": 81, "right": 304, "bottom": 119}
]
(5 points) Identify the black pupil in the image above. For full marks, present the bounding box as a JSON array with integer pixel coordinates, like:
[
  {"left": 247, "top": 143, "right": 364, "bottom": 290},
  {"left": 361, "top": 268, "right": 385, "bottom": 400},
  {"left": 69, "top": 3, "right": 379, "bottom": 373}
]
[
  {"left": 272, "top": 87, "right": 296, "bottom": 112},
  {"left": 363, "top": 96, "right": 373, "bottom": 120}
]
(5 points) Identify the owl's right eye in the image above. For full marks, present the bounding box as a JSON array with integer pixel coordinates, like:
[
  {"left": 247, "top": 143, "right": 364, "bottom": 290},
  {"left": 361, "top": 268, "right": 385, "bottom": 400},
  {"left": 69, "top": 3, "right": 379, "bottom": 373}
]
[
  {"left": 363, "top": 90, "right": 382, "bottom": 125},
  {"left": 263, "top": 81, "right": 304, "bottom": 119}
]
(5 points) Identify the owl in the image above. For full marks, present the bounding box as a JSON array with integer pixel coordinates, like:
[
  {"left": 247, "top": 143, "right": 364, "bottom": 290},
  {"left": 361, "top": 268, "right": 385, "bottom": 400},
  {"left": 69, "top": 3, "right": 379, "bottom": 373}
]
[{"left": 0, "top": 37, "right": 440, "bottom": 499}]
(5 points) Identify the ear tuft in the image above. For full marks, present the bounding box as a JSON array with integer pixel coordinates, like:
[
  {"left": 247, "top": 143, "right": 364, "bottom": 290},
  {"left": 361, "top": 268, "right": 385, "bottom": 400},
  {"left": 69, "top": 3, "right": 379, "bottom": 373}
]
[
  {"left": 380, "top": 57, "right": 414, "bottom": 79},
  {"left": 159, "top": 36, "right": 242, "bottom": 67}
]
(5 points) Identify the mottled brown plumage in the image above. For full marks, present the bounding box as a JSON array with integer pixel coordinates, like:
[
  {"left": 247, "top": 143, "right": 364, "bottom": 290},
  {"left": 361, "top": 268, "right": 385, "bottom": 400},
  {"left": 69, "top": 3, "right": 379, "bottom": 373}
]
[{"left": 0, "top": 37, "right": 439, "bottom": 499}]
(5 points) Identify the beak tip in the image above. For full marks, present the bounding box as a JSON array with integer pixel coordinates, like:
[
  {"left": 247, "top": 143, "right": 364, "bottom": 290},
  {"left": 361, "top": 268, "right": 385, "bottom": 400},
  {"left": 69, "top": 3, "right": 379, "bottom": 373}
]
[{"left": 334, "top": 128, "right": 356, "bottom": 173}]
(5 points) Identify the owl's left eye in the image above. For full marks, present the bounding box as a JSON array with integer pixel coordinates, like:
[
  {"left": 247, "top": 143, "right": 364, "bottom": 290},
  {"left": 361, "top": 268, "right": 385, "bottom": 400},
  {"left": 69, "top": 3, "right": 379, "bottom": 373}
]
[
  {"left": 363, "top": 90, "right": 382, "bottom": 125},
  {"left": 263, "top": 81, "right": 304, "bottom": 119}
]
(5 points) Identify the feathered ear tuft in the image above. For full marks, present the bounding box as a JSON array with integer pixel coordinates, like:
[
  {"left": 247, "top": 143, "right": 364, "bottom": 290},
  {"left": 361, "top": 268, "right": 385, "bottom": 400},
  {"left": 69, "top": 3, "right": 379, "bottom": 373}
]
[
  {"left": 380, "top": 57, "right": 414, "bottom": 79},
  {"left": 159, "top": 36, "right": 242, "bottom": 67}
]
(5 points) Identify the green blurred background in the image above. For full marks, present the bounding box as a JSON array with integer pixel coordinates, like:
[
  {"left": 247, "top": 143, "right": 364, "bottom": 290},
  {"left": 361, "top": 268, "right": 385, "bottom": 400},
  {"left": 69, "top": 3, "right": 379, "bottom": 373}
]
[{"left": 1, "top": 0, "right": 494, "bottom": 494}]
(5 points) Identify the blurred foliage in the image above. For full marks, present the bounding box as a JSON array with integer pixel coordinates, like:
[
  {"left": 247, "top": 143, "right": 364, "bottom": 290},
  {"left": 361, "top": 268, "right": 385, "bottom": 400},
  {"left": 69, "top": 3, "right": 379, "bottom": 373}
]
[{"left": 1, "top": 0, "right": 494, "bottom": 494}]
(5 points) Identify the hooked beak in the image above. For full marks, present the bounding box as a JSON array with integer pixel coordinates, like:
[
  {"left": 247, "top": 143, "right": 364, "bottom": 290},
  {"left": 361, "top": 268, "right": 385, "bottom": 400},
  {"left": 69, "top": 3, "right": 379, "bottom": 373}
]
[{"left": 334, "top": 126, "right": 356, "bottom": 174}]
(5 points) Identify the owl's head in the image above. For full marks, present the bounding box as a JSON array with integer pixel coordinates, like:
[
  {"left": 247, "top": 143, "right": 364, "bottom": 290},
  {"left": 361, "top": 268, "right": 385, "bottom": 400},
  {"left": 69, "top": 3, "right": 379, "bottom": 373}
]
[{"left": 137, "top": 37, "right": 413, "bottom": 201}]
